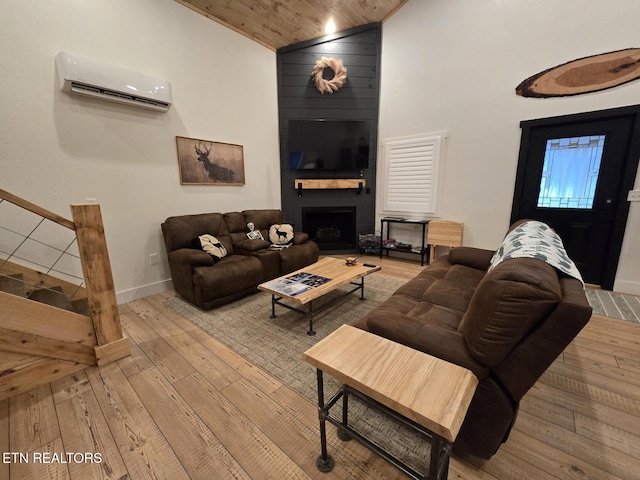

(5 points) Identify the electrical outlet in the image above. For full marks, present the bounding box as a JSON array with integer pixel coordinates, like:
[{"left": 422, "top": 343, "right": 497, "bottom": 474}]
[
  {"left": 148, "top": 253, "right": 159, "bottom": 265},
  {"left": 628, "top": 190, "right": 640, "bottom": 202}
]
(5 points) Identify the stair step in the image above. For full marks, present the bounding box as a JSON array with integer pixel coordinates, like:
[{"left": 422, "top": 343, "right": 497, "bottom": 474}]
[
  {"left": 0, "top": 273, "right": 27, "bottom": 297},
  {"left": 2, "top": 275, "right": 90, "bottom": 315},
  {"left": 71, "top": 297, "right": 90, "bottom": 316},
  {"left": 28, "top": 286, "right": 75, "bottom": 312}
]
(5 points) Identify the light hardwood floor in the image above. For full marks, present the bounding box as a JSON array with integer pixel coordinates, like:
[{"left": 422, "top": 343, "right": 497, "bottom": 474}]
[{"left": 2, "top": 255, "right": 639, "bottom": 479}]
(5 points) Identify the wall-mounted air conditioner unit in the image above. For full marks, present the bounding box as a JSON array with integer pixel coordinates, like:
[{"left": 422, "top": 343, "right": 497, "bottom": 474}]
[{"left": 55, "top": 51, "right": 172, "bottom": 112}]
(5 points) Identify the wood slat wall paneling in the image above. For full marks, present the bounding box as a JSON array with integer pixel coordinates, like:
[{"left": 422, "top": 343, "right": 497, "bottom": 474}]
[{"left": 277, "top": 24, "right": 382, "bottom": 253}]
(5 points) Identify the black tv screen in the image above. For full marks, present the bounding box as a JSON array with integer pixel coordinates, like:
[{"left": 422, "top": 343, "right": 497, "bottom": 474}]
[{"left": 288, "top": 119, "right": 370, "bottom": 170}]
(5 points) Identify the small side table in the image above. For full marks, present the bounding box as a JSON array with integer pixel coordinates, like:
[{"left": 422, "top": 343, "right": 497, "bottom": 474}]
[
  {"left": 302, "top": 325, "right": 478, "bottom": 480},
  {"left": 380, "top": 218, "right": 430, "bottom": 266}
]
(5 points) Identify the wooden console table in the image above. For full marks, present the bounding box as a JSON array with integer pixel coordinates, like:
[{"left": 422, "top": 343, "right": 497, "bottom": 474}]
[{"left": 302, "top": 325, "right": 477, "bottom": 479}]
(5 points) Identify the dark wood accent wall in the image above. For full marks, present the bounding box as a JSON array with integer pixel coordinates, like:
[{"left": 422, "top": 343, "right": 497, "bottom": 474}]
[{"left": 277, "top": 23, "right": 382, "bottom": 253}]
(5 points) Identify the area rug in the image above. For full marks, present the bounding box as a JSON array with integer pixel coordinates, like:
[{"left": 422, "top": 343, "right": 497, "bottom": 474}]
[
  {"left": 585, "top": 289, "right": 640, "bottom": 323},
  {"left": 165, "top": 273, "right": 432, "bottom": 472}
]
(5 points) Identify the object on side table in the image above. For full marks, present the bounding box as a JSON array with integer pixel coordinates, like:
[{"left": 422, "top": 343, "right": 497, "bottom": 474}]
[
  {"left": 395, "top": 242, "right": 412, "bottom": 251},
  {"left": 345, "top": 257, "right": 357, "bottom": 266},
  {"left": 358, "top": 233, "right": 381, "bottom": 255}
]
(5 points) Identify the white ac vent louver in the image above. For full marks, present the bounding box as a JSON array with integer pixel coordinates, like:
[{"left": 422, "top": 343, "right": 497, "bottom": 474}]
[{"left": 55, "top": 51, "right": 172, "bottom": 112}]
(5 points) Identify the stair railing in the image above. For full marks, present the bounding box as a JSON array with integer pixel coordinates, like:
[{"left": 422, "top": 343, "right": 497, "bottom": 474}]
[
  {"left": 0, "top": 188, "right": 129, "bottom": 367},
  {"left": 0, "top": 190, "right": 85, "bottom": 307}
]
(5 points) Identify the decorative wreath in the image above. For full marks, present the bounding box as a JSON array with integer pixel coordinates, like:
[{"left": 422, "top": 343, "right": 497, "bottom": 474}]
[{"left": 311, "top": 56, "right": 347, "bottom": 94}]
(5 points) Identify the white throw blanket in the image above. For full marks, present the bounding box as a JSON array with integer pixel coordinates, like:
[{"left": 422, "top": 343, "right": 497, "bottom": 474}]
[{"left": 489, "top": 220, "right": 584, "bottom": 284}]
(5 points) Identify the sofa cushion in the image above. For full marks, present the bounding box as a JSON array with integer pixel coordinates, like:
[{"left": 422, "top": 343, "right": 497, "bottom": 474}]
[
  {"left": 293, "top": 231, "right": 310, "bottom": 245},
  {"left": 192, "top": 234, "right": 227, "bottom": 260},
  {"left": 278, "top": 240, "right": 320, "bottom": 273},
  {"left": 449, "top": 246, "right": 495, "bottom": 271},
  {"left": 492, "top": 276, "right": 592, "bottom": 401},
  {"left": 393, "top": 260, "right": 449, "bottom": 300},
  {"left": 459, "top": 257, "right": 561, "bottom": 367},
  {"left": 162, "top": 213, "right": 233, "bottom": 254},
  {"left": 193, "top": 255, "right": 262, "bottom": 300},
  {"left": 224, "top": 211, "right": 252, "bottom": 247},
  {"left": 359, "top": 293, "right": 420, "bottom": 322},
  {"left": 444, "top": 264, "right": 486, "bottom": 288},
  {"left": 421, "top": 279, "right": 476, "bottom": 313},
  {"left": 269, "top": 223, "right": 294, "bottom": 245},
  {"left": 234, "top": 238, "right": 271, "bottom": 252},
  {"left": 246, "top": 248, "right": 282, "bottom": 280},
  {"left": 406, "top": 302, "right": 465, "bottom": 330}
]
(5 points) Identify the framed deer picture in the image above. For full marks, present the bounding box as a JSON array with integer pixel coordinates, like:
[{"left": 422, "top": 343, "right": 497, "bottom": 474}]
[{"left": 176, "top": 136, "right": 245, "bottom": 185}]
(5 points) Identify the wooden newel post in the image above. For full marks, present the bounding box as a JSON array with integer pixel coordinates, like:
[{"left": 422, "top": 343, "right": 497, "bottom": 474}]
[{"left": 71, "top": 204, "right": 129, "bottom": 365}]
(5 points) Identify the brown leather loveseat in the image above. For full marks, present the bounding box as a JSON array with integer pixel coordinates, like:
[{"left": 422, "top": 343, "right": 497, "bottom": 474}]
[
  {"left": 161, "top": 209, "right": 319, "bottom": 310},
  {"left": 352, "top": 219, "right": 592, "bottom": 458}
]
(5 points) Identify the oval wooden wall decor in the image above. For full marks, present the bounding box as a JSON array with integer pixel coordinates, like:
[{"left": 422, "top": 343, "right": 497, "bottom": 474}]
[{"left": 516, "top": 48, "right": 640, "bottom": 98}]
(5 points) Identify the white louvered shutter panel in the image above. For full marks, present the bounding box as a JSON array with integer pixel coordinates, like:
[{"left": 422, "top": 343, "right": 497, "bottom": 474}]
[{"left": 382, "top": 134, "right": 445, "bottom": 216}]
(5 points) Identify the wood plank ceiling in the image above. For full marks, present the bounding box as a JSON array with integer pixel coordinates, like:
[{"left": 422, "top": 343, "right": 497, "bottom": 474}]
[{"left": 175, "top": 0, "right": 408, "bottom": 51}]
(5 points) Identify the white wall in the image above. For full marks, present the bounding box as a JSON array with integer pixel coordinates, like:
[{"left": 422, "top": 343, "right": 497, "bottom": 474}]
[
  {"left": 0, "top": 0, "right": 280, "bottom": 303},
  {"left": 379, "top": 0, "right": 640, "bottom": 294}
]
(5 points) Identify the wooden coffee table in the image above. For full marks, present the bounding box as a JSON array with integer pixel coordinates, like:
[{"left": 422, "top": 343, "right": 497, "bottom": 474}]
[
  {"left": 302, "top": 325, "right": 478, "bottom": 479},
  {"left": 257, "top": 257, "right": 381, "bottom": 335}
]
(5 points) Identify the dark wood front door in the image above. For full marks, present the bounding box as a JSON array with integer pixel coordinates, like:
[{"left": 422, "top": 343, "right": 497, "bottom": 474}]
[{"left": 511, "top": 106, "right": 640, "bottom": 288}]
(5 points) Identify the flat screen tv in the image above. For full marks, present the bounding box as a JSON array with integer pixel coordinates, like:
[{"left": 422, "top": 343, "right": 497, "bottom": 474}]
[{"left": 288, "top": 119, "right": 370, "bottom": 170}]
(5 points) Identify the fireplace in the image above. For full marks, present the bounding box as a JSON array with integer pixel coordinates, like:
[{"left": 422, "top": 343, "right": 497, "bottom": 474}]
[{"left": 302, "top": 207, "right": 356, "bottom": 251}]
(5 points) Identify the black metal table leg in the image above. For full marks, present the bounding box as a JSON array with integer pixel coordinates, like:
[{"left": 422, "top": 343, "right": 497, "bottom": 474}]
[
  {"left": 429, "top": 435, "right": 450, "bottom": 480},
  {"left": 315, "top": 369, "right": 335, "bottom": 472},
  {"left": 337, "top": 384, "right": 352, "bottom": 441},
  {"left": 315, "top": 382, "right": 454, "bottom": 479},
  {"left": 307, "top": 301, "right": 316, "bottom": 336},
  {"left": 359, "top": 277, "right": 365, "bottom": 300},
  {"left": 421, "top": 222, "right": 427, "bottom": 266},
  {"left": 269, "top": 294, "right": 277, "bottom": 319}
]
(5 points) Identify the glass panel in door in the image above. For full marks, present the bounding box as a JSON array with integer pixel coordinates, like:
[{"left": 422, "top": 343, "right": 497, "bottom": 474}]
[{"left": 536, "top": 135, "right": 605, "bottom": 209}]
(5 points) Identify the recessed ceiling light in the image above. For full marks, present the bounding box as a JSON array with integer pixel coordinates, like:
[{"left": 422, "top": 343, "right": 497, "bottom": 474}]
[{"left": 325, "top": 18, "right": 336, "bottom": 34}]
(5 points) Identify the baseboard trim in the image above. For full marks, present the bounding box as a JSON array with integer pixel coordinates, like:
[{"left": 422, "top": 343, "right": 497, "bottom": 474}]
[
  {"left": 613, "top": 279, "right": 640, "bottom": 296},
  {"left": 116, "top": 279, "right": 173, "bottom": 305}
]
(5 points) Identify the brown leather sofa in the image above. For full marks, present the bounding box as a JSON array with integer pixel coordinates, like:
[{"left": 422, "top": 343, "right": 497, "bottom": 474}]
[
  {"left": 352, "top": 220, "right": 592, "bottom": 459},
  {"left": 161, "top": 209, "right": 319, "bottom": 310}
]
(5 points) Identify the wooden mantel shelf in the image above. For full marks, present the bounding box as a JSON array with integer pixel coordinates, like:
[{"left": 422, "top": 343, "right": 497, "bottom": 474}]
[{"left": 294, "top": 178, "right": 366, "bottom": 196}]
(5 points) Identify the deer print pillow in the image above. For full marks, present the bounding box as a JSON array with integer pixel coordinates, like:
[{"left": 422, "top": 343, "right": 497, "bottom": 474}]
[
  {"left": 192, "top": 234, "right": 228, "bottom": 260},
  {"left": 268, "top": 224, "right": 294, "bottom": 245}
]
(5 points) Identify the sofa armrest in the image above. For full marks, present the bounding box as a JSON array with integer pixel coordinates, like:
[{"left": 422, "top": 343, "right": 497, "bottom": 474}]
[
  {"left": 234, "top": 238, "right": 271, "bottom": 253},
  {"left": 168, "top": 248, "right": 214, "bottom": 267},
  {"left": 448, "top": 246, "right": 495, "bottom": 271},
  {"left": 293, "top": 232, "right": 310, "bottom": 245},
  {"left": 367, "top": 314, "right": 489, "bottom": 380},
  {"left": 166, "top": 248, "right": 214, "bottom": 305}
]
